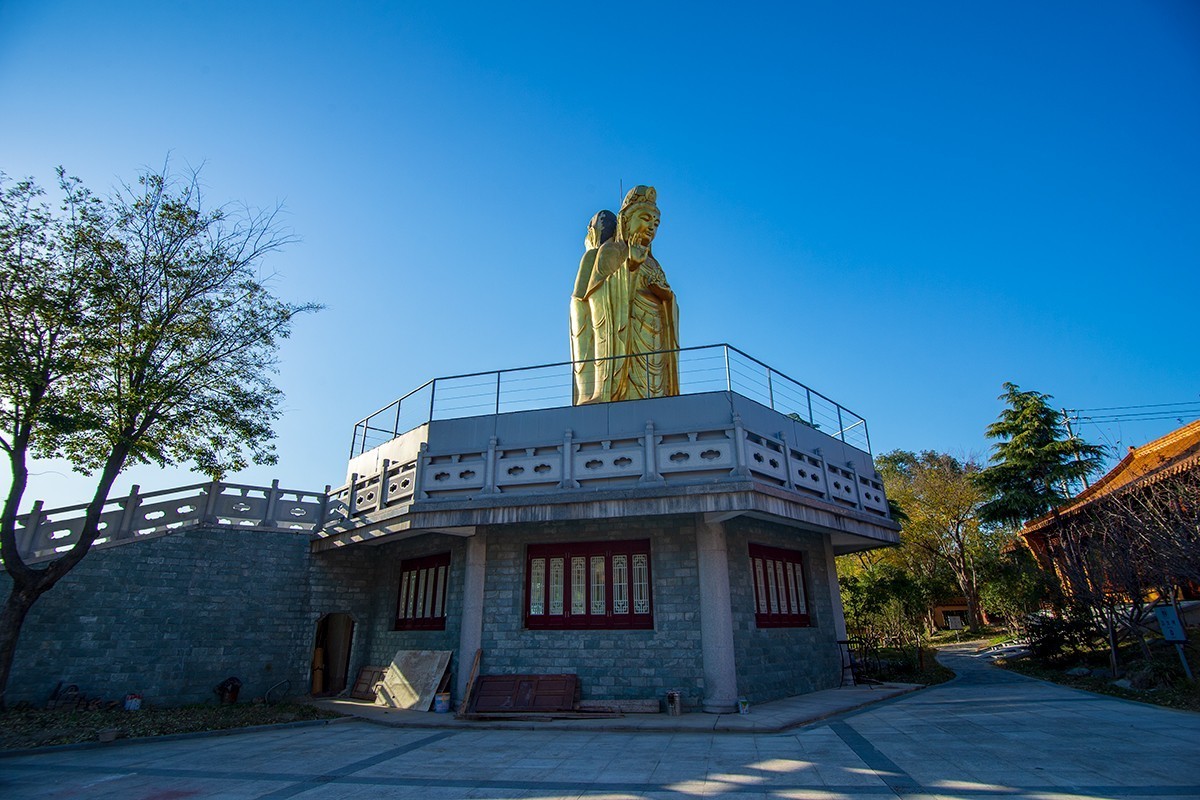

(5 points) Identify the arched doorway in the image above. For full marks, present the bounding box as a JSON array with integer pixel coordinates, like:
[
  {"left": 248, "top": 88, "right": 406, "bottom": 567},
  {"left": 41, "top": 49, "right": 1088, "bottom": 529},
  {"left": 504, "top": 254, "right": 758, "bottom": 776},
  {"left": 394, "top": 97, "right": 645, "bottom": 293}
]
[{"left": 312, "top": 613, "right": 355, "bottom": 696}]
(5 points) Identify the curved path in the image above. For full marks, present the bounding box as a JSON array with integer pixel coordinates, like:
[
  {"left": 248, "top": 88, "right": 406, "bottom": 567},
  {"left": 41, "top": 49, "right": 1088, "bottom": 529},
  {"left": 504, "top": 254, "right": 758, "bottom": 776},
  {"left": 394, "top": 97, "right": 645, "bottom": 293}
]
[{"left": 3, "top": 644, "right": 1198, "bottom": 799}]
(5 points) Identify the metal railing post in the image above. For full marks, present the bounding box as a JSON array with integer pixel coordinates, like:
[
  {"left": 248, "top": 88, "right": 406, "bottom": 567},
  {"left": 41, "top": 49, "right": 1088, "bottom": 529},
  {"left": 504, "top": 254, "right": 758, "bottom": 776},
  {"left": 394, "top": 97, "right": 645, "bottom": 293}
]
[
  {"left": 724, "top": 346, "right": 732, "bottom": 392},
  {"left": 767, "top": 368, "right": 775, "bottom": 410},
  {"left": 807, "top": 389, "right": 814, "bottom": 427},
  {"left": 428, "top": 379, "right": 437, "bottom": 422},
  {"left": 495, "top": 371, "right": 501, "bottom": 415},
  {"left": 837, "top": 407, "right": 846, "bottom": 443}
]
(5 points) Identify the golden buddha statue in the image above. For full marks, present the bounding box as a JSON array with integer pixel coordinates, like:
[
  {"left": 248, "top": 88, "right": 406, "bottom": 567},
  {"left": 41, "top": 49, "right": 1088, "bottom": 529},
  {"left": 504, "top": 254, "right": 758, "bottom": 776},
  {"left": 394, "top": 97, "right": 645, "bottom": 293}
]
[{"left": 571, "top": 185, "right": 680, "bottom": 404}]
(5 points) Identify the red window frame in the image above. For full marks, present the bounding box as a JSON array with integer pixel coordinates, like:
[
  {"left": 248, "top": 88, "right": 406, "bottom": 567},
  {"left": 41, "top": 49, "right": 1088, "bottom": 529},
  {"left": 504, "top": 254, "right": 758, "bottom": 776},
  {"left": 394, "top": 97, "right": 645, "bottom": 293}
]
[
  {"left": 394, "top": 552, "right": 451, "bottom": 631},
  {"left": 525, "top": 539, "right": 653, "bottom": 630},
  {"left": 749, "top": 543, "right": 810, "bottom": 628}
]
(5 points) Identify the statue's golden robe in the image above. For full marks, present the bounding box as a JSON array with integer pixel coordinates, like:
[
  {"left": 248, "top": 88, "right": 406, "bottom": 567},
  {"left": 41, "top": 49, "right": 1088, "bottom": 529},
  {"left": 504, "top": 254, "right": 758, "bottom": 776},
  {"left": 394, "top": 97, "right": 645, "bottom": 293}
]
[{"left": 583, "top": 240, "right": 680, "bottom": 403}]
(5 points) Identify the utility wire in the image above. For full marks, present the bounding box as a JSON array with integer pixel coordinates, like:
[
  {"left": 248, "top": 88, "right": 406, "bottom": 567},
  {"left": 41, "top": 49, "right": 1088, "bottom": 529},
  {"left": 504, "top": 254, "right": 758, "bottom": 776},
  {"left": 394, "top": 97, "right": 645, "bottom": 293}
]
[{"left": 1065, "top": 400, "right": 1200, "bottom": 413}]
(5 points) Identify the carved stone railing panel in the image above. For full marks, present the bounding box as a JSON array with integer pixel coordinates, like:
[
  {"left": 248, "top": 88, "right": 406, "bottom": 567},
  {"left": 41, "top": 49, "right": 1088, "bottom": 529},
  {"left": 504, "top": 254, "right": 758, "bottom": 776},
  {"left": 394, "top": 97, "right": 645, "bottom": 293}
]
[
  {"left": 572, "top": 438, "right": 644, "bottom": 486},
  {"left": 857, "top": 474, "right": 889, "bottom": 515},
  {"left": 744, "top": 433, "right": 790, "bottom": 487},
  {"left": 209, "top": 485, "right": 271, "bottom": 526},
  {"left": 789, "top": 450, "right": 829, "bottom": 499},
  {"left": 824, "top": 463, "right": 862, "bottom": 509},
  {"left": 655, "top": 430, "right": 735, "bottom": 478},
  {"left": 495, "top": 446, "right": 563, "bottom": 492},
  {"left": 422, "top": 452, "right": 487, "bottom": 499}
]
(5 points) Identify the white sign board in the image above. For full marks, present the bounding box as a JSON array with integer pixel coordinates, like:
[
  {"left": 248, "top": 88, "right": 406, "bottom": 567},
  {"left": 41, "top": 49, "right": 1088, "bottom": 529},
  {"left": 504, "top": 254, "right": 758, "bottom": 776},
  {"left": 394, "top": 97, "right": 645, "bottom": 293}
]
[{"left": 1154, "top": 606, "right": 1187, "bottom": 644}]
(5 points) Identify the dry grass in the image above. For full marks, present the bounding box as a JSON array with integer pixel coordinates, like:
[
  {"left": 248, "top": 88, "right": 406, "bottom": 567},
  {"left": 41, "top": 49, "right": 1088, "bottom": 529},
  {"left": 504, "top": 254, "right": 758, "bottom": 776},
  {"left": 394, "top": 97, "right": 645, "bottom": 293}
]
[{"left": 0, "top": 702, "right": 343, "bottom": 751}]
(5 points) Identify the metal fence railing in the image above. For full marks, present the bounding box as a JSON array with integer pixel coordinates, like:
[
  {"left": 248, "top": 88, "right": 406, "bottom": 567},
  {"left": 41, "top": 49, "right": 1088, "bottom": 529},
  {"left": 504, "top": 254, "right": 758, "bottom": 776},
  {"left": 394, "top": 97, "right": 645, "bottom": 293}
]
[{"left": 350, "top": 344, "right": 870, "bottom": 458}]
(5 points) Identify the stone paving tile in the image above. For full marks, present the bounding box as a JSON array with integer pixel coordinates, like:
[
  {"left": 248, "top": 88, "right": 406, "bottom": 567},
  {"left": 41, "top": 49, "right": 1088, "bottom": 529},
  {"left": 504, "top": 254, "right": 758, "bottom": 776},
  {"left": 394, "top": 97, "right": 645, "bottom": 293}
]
[{"left": 4, "top": 646, "right": 1200, "bottom": 799}]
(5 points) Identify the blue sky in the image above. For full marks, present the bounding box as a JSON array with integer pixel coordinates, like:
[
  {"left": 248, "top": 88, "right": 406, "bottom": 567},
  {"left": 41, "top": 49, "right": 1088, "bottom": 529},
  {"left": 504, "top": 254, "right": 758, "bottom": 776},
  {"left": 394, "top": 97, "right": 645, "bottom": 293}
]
[{"left": 2, "top": 1, "right": 1197, "bottom": 510}]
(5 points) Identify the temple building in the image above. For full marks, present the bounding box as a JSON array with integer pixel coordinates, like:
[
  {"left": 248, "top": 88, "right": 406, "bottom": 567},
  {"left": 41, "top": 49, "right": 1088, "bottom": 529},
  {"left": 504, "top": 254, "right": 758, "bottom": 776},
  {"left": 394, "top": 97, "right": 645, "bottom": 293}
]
[{"left": 6, "top": 186, "right": 899, "bottom": 711}]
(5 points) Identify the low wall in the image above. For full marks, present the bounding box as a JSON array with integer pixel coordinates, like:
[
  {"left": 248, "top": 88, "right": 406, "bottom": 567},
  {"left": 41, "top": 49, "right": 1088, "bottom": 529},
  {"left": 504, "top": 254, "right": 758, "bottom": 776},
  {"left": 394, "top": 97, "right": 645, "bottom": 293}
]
[{"left": 2, "top": 526, "right": 321, "bottom": 706}]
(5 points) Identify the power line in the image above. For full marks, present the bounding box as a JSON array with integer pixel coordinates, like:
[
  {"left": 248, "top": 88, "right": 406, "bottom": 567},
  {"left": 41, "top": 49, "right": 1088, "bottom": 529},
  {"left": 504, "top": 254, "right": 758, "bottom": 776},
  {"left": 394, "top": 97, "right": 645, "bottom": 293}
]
[
  {"left": 1078, "top": 413, "right": 1200, "bottom": 425},
  {"left": 1066, "top": 400, "right": 1200, "bottom": 413}
]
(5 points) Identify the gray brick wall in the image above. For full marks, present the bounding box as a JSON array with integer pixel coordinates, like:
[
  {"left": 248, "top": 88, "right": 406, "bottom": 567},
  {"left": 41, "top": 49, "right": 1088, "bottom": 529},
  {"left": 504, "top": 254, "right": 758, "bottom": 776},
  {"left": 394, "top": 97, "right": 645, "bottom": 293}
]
[
  {"left": 725, "top": 517, "right": 840, "bottom": 703},
  {"left": 476, "top": 517, "right": 706, "bottom": 708},
  {"left": 358, "top": 536, "right": 466, "bottom": 686},
  {"left": 305, "top": 542, "right": 379, "bottom": 695},
  {"left": 1, "top": 513, "right": 845, "bottom": 710},
  {"left": 2, "top": 526, "right": 315, "bottom": 706}
]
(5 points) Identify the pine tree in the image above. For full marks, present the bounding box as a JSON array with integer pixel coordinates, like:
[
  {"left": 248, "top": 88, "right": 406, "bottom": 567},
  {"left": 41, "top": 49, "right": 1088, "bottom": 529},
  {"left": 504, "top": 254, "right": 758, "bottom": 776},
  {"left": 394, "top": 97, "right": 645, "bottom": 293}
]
[{"left": 976, "top": 382, "right": 1106, "bottom": 526}]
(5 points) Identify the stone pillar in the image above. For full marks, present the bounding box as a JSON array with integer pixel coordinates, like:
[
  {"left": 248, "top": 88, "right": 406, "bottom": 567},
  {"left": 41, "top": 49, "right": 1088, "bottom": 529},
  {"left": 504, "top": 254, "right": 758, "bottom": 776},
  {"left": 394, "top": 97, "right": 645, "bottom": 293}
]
[
  {"left": 823, "top": 535, "right": 848, "bottom": 641},
  {"left": 456, "top": 529, "right": 488, "bottom": 702},
  {"left": 695, "top": 517, "right": 738, "bottom": 713}
]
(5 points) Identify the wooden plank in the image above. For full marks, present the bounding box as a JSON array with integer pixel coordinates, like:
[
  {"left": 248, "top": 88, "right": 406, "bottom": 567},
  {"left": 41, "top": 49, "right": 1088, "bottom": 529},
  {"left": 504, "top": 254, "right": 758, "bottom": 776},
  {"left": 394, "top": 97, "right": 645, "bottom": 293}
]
[
  {"left": 456, "top": 648, "right": 482, "bottom": 718},
  {"left": 468, "top": 674, "right": 578, "bottom": 713},
  {"left": 375, "top": 650, "right": 453, "bottom": 710},
  {"left": 350, "top": 665, "right": 386, "bottom": 701}
]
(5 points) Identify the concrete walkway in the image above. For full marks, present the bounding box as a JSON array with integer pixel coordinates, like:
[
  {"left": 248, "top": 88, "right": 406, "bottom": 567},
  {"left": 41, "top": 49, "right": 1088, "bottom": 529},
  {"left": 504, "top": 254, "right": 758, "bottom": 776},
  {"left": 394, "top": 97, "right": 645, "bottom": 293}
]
[
  {"left": 2, "top": 645, "right": 1198, "bottom": 799},
  {"left": 312, "top": 680, "right": 921, "bottom": 733}
]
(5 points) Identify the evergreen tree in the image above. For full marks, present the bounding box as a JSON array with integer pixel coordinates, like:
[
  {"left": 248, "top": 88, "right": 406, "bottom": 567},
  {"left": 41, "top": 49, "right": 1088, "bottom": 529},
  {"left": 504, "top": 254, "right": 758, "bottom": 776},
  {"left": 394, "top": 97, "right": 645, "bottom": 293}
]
[{"left": 976, "top": 382, "right": 1106, "bottom": 527}]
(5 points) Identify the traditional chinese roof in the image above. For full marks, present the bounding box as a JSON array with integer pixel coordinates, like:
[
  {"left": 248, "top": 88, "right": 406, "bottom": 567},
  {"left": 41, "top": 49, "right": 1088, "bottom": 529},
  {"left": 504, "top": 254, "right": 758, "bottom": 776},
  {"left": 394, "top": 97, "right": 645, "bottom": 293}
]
[{"left": 1022, "top": 418, "right": 1200, "bottom": 536}]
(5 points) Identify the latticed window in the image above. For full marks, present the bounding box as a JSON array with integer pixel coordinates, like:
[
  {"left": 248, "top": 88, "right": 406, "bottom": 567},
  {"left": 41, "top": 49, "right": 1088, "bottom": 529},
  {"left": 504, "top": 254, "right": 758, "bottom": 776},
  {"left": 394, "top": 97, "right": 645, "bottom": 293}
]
[
  {"left": 526, "top": 540, "right": 653, "bottom": 629},
  {"left": 748, "top": 543, "right": 810, "bottom": 627},
  {"left": 394, "top": 552, "right": 451, "bottom": 630}
]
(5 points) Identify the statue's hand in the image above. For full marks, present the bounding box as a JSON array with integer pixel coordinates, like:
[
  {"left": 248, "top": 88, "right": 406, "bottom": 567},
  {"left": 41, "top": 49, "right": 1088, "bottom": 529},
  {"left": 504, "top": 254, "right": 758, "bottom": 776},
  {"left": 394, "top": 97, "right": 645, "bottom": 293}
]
[{"left": 627, "top": 243, "right": 648, "bottom": 268}]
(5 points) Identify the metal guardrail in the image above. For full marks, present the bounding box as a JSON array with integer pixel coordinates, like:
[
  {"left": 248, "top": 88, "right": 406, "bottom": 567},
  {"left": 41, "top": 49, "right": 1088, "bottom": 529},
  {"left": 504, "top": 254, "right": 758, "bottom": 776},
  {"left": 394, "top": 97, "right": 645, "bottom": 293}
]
[{"left": 350, "top": 344, "right": 871, "bottom": 458}]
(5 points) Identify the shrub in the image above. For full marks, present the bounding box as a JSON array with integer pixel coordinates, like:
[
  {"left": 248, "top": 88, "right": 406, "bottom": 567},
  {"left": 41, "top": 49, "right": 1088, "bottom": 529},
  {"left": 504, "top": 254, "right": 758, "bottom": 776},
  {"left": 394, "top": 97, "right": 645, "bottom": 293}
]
[{"left": 1026, "top": 609, "right": 1099, "bottom": 663}]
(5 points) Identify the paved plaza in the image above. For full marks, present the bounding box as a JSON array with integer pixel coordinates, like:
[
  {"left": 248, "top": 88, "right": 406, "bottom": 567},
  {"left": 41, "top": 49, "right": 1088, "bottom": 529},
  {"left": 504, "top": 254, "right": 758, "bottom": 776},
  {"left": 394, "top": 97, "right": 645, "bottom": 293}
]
[{"left": 2, "top": 646, "right": 1198, "bottom": 799}]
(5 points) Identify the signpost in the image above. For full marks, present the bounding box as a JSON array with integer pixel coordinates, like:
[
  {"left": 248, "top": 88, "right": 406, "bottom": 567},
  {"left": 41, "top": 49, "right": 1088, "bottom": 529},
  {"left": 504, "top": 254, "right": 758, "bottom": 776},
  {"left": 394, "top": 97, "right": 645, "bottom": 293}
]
[{"left": 1154, "top": 605, "right": 1194, "bottom": 682}]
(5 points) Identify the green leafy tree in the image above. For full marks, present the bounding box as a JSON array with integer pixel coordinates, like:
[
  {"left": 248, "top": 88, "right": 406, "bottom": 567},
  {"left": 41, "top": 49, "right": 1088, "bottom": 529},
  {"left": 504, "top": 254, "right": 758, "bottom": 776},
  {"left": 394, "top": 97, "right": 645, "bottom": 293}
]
[
  {"left": 876, "top": 450, "right": 1002, "bottom": 630},
  {"left": 0, "top": 164, "right": 318, "bottom": 707},
  {"left": 976, "top": 382, "right": 1105, "bottom": 526},
  {"left": 978, "top": 546, "right": 1055, "bottom": 631}
]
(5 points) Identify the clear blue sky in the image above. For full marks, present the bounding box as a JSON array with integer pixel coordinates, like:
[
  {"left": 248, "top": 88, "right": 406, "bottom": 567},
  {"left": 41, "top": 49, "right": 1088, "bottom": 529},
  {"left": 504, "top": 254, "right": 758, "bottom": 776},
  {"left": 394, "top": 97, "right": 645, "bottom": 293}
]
[{"left": 2, "top": 1, "right": 1197, "bottom": 510}]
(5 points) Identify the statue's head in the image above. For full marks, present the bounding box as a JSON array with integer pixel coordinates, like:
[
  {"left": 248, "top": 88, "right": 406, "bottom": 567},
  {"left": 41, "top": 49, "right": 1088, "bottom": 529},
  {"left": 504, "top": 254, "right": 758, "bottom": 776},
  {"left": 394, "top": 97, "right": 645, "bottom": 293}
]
[
  {"left": 587, "top": 210, "right": 617, "bottom": 250},
  {"left": 617, "top": 185, "right": 660, "bottom": 248}
]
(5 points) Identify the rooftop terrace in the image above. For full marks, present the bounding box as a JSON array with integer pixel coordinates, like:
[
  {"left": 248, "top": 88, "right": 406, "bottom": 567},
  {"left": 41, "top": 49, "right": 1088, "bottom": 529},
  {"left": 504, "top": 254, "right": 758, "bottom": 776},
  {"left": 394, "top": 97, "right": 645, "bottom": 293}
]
[{"left": 350, "top": 344, "right": 872, "bottom": 458}]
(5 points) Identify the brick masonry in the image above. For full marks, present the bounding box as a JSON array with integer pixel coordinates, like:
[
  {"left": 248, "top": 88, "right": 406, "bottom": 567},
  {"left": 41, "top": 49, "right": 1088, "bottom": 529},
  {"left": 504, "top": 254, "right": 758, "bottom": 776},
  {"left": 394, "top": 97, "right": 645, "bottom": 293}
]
[
  {"left": 477, "top": 516, "right": 707, "bottom": 709},
  {"left": 724, "top": 517, "right": 841, "bottom": 703},
  {"left": 3, "top": 514, "right": 842, "bottom": 709},
  {"left": 2, "top": 526, "right": 317, "bottom": 706}
]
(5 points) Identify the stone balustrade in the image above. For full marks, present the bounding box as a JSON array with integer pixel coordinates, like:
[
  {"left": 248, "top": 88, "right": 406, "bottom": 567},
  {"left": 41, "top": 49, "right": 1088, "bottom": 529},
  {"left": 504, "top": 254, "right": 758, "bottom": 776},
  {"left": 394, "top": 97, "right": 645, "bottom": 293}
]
[
  {"left": 12, "top": 480, "right": 330, "bottom": 564},
  {"left": 325, "top": 410, "right": 890, "bottom": 532}
]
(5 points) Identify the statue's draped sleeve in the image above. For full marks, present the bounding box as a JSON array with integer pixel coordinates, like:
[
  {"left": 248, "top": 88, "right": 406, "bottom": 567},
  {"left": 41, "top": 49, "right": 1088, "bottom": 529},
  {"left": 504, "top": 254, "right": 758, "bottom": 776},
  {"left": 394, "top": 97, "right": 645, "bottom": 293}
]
[
  {"left": 570, "top": 249, "right": 600, "bottom": 404},
  {"left": 585, "top": 242, "right": 633, "bottom": 403}
]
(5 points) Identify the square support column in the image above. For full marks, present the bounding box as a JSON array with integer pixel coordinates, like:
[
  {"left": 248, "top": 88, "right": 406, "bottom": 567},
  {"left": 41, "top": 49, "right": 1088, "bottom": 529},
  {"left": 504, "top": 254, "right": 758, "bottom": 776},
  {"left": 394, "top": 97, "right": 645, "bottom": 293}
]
[
  {"left": 695, "top": 516, "right": 738, "bottom": 713},
  {"left": 822, "top": 534, "right": 848, "bottom": 641},
  {"left": 456, "top": 530, "right": 487, "bottom": 702}
]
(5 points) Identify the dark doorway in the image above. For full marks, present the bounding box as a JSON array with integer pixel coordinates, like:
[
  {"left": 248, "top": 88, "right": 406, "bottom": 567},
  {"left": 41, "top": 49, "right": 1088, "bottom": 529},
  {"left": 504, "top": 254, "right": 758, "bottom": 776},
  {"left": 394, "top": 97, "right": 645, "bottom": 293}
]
[{"left": 312, "top": 613, "right": 355, "bottom": 696}]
